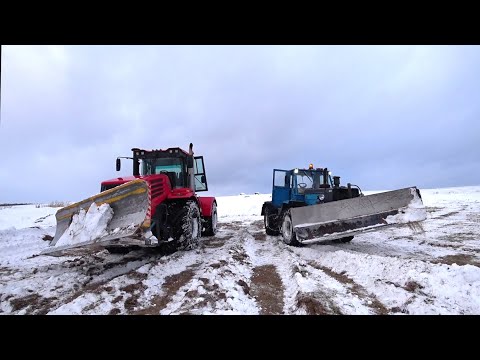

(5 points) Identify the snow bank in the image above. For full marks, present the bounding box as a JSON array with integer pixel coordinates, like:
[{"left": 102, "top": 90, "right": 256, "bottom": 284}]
[
  {"left": 385, "top": 188, "right": 427, "bottom": 224},
  {"left": 215, "top": 194, "right": 271, "bottom": 220},
  {"left": 55, "top": 203, "right": 114, "bottom": 247},
  {"left": 0, "top": 205, "right": 58, "bottom": 230}
]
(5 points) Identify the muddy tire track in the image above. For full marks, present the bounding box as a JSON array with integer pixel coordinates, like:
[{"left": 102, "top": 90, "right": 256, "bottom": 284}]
[
  {"left": 242, "top": 228, "right": 348, "bottom": 315},
  {"left": 2, "top": 248, "right": 167, "bottom": 314},
  {"left": 308, "top": 261, "right": 389, "bottom": 314},
  {"left": 430, "top": 254, "right": 480, "bottom": 267},
  {"left": 128, "top": 223, "right": 251, "bottom": 314},
  {"left": 295, "top": 292, "right": 342, "bottom": 315},
  {"left": 250, "top": 265, "right": 284, "bottom": 314},
  {"left": 132, "top": 269, "right": 196, "bottom": 314}
]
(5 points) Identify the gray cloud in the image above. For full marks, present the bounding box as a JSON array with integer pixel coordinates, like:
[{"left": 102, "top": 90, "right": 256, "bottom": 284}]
[{"left": 1, "top": 45, "right": 479, "bottom": 203}]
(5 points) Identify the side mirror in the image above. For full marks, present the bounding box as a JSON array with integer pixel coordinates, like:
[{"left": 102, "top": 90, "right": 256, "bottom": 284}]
[
  {"left": 116, "top": 158, "right": 121, "bottom": 171},
  {"left": 187, "top": 156, "right": 194, "bottom": 168},
  {"left": 201, "top": 175, "right": 206, "bottom": 183},
  {"left": 333, "top": 176, "right": 340, "bottom": 187}
]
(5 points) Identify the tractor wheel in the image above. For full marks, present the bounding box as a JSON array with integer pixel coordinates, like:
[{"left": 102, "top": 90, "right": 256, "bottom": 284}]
[
  {"left": 202, "top": 202, "right": 217, "bottom": 236},
  {"left": 281, "top": 209, "right": 300, "bottom": 246},
  {"left": 173, "top": 201, "right": 201, "bottom": 251},
  {"left": 264, "top": 206, "right": 279, "bottom": 236}
]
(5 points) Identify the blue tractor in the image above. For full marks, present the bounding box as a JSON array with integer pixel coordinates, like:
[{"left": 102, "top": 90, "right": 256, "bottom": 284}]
[
  {"left": 261, "top": 165, "right": 426, "bottom": 246},
  {"left": 261, "top": 165, "right": 361, "bottom": 245}
]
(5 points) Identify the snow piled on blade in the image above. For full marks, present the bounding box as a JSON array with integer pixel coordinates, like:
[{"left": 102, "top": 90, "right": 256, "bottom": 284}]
[
  {"left": 385, "top": 188, "right": 427, "bottom": 224},
  {"left": 55, "top": 203, "right": 114, "bottom": 247}
]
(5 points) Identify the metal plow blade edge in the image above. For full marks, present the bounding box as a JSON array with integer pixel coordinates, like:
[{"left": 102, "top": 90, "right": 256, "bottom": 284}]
[
  {"left": 292, "top": 187, "right": 427, "bottom": 243},
  {"left": 41, "top": 179, "right": 150, "bottom": 256}
]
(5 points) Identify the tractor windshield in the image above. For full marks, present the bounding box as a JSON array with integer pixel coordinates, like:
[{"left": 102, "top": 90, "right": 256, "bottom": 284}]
[
  {"left": 296, "top": 170, "right": 314, "bottom": 188},
  {"left": 141, "top": 158, "right": 185, "bottom": 188},
  {"left": 296, "top": 170, "right": 332, "bottom": 189}
]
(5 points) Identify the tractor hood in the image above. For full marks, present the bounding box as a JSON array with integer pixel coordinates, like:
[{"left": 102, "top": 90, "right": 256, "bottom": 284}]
[{"left": 101, "top": 175, "right": 148, "bottom": 186}]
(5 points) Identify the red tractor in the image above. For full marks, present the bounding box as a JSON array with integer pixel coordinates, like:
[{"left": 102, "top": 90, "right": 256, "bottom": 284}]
[{"left": 43, "top": 143, "right": 217, "bottom": 256}]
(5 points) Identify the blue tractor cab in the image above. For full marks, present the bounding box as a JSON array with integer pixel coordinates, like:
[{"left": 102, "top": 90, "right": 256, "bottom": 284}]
[{"left": 271, "top": 165, "right": 335, "bottom": 209}]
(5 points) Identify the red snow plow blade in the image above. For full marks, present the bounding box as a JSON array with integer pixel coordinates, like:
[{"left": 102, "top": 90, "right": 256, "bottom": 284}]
[{"left": 41, "top": 179, "right": 151, "bottom": 256}]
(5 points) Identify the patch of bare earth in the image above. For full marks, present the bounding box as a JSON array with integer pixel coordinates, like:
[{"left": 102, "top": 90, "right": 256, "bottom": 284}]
[
  {"left": 62, "top": 278, "right": 118, "bottom": 303},
  {"left": 431, "top": 254, "right": 480, "bottom": 267},
  {"left": 128, "top": 271, "right": 149, "bottom": 281},
  {"left": 383, "top": 280, "right": 430, "bottom": 313},
  {"left": 0, "top": 267, "right": 14, "bottom": 276},
  {"left": 435, "top": 210, "right": 463, "bottom": 219},
  {"left": 202, "top": 237, "right": 228, "bottom": 248},
  {"left": 182, "top": 277, "right": 228, "bottom": 311},
  {"left": 426, "top": 242, "right": 462, "bottom": 249},
  {"left": 251, "top": 231, "right": 266, "bottom": 241},
  {"left": 250, "top": 220, "right": 264, "bottom": 230},
  {"left": 48, "top": 268, "right": 147, "bottom": 314},
  {"left": 295, "top": 292, "right": 342, "bottom": 315},
  {"left": 5, "top": 260, "right": 108, "bottom": 314},
  {"left": 218, "top": 221, "right": 244, "bottom": 231},
  {"left": 112, "top": 295, "right": 123, "bottom": 304},
  {"left": 237, "top": 279, "right": 250, "bottom": 295},
  {"left": 133, "top": 269, "right": 196, "bottom": 315},
  {"left": 402, "top": 281, "right": 424, "bottom": 292},
  {"left": 390, "top": 296, "right": 417, "bottom": 314},
  {"left": 83, "top": 302, "right": 100, "bottom": 312},
  {"left": 230, "top": 247, "right": 250, "bottom": 265},
  {"left": 122, "top": 282, "right": 148, "bottom": 312},
  {"left": 438, "top": 232, "right": 477, "bottom": 242},
  {"left": 9, "top": 294, "right": 58, "bottom": 315},
  {"left": 250, "top": 265, "right": 284, "bottom": 315},
  {"left": 393, "top": 235, "right": 414, "bottom": 241},
  {"left": 467, "top": 213, "right": 480, "bottom": 223},
  {"left": 210, "top": 260, "right": 228, "bottom": 269},
  {"left": 309, "top": 262, "right": 389, "bottom": 315}
]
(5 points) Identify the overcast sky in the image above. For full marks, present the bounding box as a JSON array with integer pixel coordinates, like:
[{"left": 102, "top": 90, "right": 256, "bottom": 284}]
[{"left": 1, "top": 45, "right": 479, "bottom": 203}]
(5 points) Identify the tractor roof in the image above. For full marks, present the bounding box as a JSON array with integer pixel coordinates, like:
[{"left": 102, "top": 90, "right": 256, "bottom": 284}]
[{"left": 131, "top": 147, "right": 190, "bottom": 156}]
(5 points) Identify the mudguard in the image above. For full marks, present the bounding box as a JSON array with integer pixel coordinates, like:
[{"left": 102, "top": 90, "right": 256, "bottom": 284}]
[{"left": 198, "top": 196, "right": 216, "bottom": 217}]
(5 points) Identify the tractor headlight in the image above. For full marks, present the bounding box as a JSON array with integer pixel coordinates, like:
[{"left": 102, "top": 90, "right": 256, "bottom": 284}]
[
  {"left": 318, "top": 194, "right": 325, "bottom": 201},
  {"left": 294, "top": 168, "right": 299, "bottom": 174}
]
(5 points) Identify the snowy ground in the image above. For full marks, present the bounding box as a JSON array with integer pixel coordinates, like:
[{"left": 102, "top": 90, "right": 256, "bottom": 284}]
[{"left": 1, "top": 186, "right": 479, "bottom": 315}]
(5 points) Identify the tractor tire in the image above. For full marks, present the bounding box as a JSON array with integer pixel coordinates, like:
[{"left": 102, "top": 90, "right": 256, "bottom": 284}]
[
  {"left": 264, "top": 206, "right": 280, "bottom": 236},
  {"left": 202, "top": 202, "right": 217, "bottom": 236},
  {"left": 281, "top": 209, "right": 300, "bottom": 246},
  {"left": 172, "top": 201, "right": 201, "bottom": 251}
]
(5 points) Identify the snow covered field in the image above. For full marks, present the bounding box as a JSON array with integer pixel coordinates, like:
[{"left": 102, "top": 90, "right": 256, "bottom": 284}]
[{"left": 1, "top": 186, "right": 479, "bottom": 315}]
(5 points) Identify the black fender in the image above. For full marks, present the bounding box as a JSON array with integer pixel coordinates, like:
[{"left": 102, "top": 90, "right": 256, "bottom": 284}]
[{"left": 261, "top": 201, "right": 279, "bottom": 216}]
